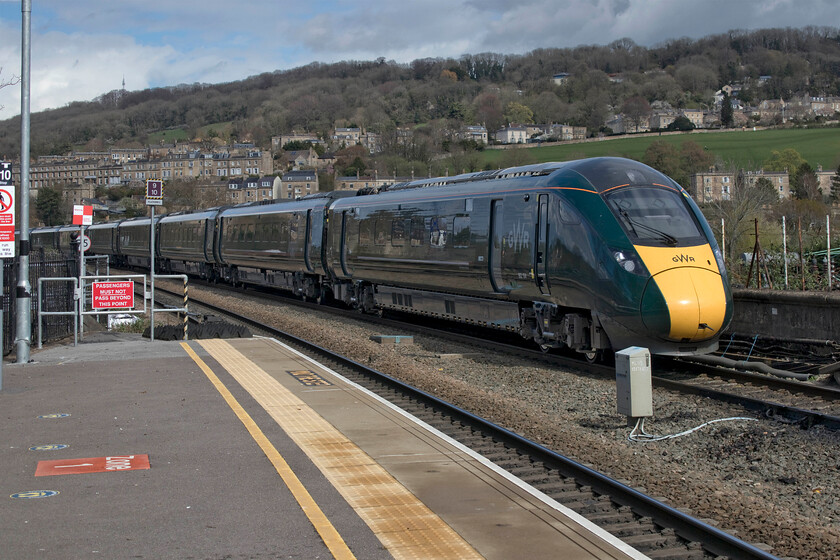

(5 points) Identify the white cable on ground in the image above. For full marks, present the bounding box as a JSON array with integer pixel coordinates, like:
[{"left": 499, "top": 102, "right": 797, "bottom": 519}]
[{"left": 628, "top": 416, "right": 758, "bottom": 442}]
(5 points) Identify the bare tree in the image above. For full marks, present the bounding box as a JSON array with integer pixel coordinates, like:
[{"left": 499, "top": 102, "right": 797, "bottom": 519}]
[
  {"left": 703, "top": 171, "right": 779, "bottom": 262},
  {"left": 0, "top": 67, "right": 21, "bottom": 112}
]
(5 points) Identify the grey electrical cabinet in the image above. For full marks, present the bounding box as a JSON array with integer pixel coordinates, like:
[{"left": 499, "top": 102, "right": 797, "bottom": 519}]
[{"left": 615, "top": 346, "right": 653, "bottom": 418}]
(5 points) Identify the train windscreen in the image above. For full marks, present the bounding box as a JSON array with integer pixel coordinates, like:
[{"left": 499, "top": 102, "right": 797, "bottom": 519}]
[{"left": 605, "top": 187, "right": 705, "bottom": 247}]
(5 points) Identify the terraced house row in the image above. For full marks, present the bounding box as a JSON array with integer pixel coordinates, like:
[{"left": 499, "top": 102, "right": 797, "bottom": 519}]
[{"left": 13, "top": 145, "right": 274, "bottom": 199}]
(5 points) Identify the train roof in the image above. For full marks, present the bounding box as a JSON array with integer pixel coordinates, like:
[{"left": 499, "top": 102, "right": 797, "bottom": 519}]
[
  {"left": 87, "top": 221, "right": 120, "bottom": 229},
  {"left": 158, "top": 208, "right": 221, "bottom": 223},
  {"left": 369, "top": 158, "right": 681, "bottom": 196}
]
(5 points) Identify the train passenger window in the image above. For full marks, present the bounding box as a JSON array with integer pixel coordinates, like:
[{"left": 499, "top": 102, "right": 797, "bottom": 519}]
[
  {"left": 359, "top": 220, "right": 372, "bottom": 246},
  {"left": 246, "top": 224, "right": 255, "bottom": 242},
  {"left": 290, "top": 214, "right": 299, "bottom": 242},
  {"left": 374, "top": 220, "right": 387, "bottom": 246},
  {"left": 557, "top": 200, "right": 581, "bottom": 224},
  {"left": 453, "top": 217, "right": 470, "bottom": 248},
  {"left": 429, "top": 217, "right": 447, "bottom": 248},
  {"left": 410, "top": 218, "right": 424, "bottom": 247},
  {"left": 391, "top": 220, "right": 405, "bottom": 247}
]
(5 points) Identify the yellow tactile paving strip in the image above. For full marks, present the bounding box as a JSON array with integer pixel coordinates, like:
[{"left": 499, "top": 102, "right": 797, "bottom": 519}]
[{"left": 195, "top": 338, "right": 483, "bottom": 560}]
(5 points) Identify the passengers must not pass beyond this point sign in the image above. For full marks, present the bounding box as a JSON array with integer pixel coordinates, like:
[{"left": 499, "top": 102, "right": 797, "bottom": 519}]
[{"left": 92, "top": 281, "right": 135, "bottom": 309}]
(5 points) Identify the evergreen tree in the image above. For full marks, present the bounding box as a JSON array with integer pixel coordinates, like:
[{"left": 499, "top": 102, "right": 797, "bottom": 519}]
[
  {"left": 830, "top": 163, "right": 840, "bottom": 203},
  {"left": 720, "top": 91, "right": 734, "bottom": 128},
  {"left": 35, "top": 186, "right": 66, "bottom": 226}
]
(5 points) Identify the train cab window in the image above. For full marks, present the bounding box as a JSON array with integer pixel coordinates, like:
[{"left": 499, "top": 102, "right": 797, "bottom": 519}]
[
  {"left": 391, "top": 219, "right": 405, "bottom": 247},
  {"left": 605, "top": 187, "right": 704, "bottom": 247},
  {"left": 410, "top": 218, "right": 424, "bottom": 247},
  {"left": 452, "top": 216, "right": 470, "bottom": 248}
]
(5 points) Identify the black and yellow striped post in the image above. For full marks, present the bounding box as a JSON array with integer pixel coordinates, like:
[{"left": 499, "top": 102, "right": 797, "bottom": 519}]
[{"left": 183, "top": 276, "right": 188, "bottom": 341}]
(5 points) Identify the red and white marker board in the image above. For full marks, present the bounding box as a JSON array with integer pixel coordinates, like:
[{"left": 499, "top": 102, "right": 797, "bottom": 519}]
[
  {"left": 72, "top": 204, "right": 93, "bottom": 226},
  {"left": 35, "top": 455, "right": 150, "bottom": 476}
]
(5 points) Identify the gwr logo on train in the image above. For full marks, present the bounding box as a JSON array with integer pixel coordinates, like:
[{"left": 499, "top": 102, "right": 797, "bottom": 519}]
[
  {"left": 505, "top": 221, "right": 531, "bottom": 250},
  {"left": 672, "top": 254, "right": 696, "bottom": 263}
]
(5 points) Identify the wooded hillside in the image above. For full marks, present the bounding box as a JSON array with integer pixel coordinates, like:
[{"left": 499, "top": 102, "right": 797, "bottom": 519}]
[{"left": 0, "top": 26, "right": 839, "bottom": 160}]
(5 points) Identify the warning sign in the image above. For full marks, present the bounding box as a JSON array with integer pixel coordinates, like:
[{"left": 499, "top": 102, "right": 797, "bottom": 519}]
[
  {"left": 0, "top": 162, "right": 15, "bottom": 259},
  {"left": 92, "top": 281, "right": 135, "bottom": 309},
  {"left": 35, "top": 455, "right": 150, "bottom": 476}
]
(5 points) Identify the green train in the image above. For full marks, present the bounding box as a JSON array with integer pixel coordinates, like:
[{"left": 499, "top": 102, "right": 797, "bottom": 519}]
[{"left": 37, "top": 157, "right": 733, "bottom": 357}]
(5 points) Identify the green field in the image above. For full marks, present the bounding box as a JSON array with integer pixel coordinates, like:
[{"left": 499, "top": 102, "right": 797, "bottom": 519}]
[{"left": 482, "top": 127, "right": 840, "bottom": 171}]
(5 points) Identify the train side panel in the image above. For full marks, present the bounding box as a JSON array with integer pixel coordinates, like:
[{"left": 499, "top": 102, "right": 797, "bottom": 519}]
[
  {"left": 327, "top": 183, "right": 554, "bottom": 302},
  {"left": 117, "top": 217, "right": 157, "bottom": 268},
  {"left": 88, "top": 222, "right": 120, "bottom": 256},
  {"left": 31, "top": 227, "right": 60, "bottom": 251}
]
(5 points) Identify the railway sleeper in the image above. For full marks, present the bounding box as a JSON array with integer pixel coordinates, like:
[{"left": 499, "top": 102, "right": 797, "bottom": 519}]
[
  {"left": 557, "top": 499, "right": 616, "bottom": 515},
  {"left": 644, "top": 548, "right": 707, "bottom": 560},
  {"left": 621, "top": 532, "right": 688, "bottom": 552},
  {"left": 532, "top": 480, "right": 579, "bottom": 494},
  {"left": 598, "top": 520, "right": 659, "bottom": 537},
  {"left": 586, "top": 509, "right": 637, "bottom": 525}
]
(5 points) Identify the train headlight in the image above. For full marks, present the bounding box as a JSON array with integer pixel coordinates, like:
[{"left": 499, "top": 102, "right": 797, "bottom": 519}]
[{"left": 612, "top": 249, "right": 648, "bottom": 276}]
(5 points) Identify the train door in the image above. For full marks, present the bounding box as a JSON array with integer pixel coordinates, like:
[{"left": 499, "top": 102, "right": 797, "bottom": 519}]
[
  {"left": 303, "top": 209, "right": 313, "bottom": 273},
  {"left": 340, "top": 210, "right": 353, "bottom": 277},
  {"left": 535, "top": 194, "right": 550, "bottom": 295},
  {"left": 489, "top": 200, "right": 505, "bottom": 292},
  {"left": 203, "top": 219, "right": 214, "bottom": 261}
]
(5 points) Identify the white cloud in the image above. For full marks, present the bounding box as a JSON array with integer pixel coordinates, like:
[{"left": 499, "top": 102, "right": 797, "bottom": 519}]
[{"left": 0, "top": 0, "right": 839, "bottom": 120}]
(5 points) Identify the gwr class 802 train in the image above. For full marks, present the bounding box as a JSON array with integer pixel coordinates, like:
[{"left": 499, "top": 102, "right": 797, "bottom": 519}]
[{"left": 32, "top": 157, "right": 733, "bottom": 357}]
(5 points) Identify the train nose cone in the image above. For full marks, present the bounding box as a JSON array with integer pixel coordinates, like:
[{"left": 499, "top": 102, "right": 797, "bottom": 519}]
[{"left": 642, "top": 268, "right": 727, "bottom": 342}]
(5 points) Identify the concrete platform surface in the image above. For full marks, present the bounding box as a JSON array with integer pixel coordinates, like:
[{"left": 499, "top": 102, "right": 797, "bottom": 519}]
[{"left": 0, "top": 333, "right": 647, "bottom": 560}]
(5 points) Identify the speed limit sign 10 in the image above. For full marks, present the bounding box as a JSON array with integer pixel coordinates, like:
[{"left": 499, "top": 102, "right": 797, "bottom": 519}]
[{"left": 0, "top": 162, "right": 11, "bottom": 186}]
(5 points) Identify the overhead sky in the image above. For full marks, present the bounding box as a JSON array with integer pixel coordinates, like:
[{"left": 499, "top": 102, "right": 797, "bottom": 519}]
[{"left": 0, "top": 0, "right": 838, "bottom": 118}]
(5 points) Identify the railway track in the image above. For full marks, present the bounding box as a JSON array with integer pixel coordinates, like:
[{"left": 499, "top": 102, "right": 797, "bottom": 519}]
[
  {"left": 148, "top": 276, "right": 840, "bottom": 432},
  {"left": 150, "top": 282, "right": 784, "bottom": 559}
]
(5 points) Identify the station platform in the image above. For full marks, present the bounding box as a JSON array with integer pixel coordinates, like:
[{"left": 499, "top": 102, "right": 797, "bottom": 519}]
[{"left": 0, "top": 333, "right": 647, "bottom": 559}]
